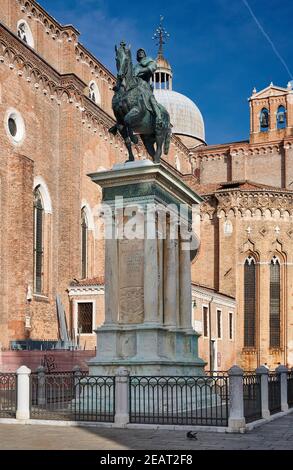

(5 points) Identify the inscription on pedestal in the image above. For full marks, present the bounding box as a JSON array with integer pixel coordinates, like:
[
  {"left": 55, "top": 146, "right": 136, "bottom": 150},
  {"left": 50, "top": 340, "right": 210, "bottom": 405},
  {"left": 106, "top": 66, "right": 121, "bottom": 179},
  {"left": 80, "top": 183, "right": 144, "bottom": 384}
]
[{"left": 119, "top": 239, "right": 144, "bottom": 323}]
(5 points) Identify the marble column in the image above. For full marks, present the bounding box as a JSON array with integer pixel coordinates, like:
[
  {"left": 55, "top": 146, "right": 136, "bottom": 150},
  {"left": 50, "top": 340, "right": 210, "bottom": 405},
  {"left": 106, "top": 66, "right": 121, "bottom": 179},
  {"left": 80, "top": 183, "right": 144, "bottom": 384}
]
[
  {"left": 179, "top": 228, "right": 192, "bottom": 329},
  {"left": 144, "top": 207, "right": 159, "bottom": 323},
  {"left": 157, "top": 235, "right": 164, "bottom": 325},
  {"left": 104, "top": 214, "right": 118, "bottom": 324},
  {"left": 164, "top": 220, "right": 178, "bottom": 327}
]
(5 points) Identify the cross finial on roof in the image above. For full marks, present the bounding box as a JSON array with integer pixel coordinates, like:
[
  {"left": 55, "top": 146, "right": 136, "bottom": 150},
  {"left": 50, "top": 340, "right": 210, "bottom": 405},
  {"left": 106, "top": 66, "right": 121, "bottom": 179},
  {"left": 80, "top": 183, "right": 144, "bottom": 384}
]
[{"left": 152, "top": 15, "right": 170, "bottom": 58}]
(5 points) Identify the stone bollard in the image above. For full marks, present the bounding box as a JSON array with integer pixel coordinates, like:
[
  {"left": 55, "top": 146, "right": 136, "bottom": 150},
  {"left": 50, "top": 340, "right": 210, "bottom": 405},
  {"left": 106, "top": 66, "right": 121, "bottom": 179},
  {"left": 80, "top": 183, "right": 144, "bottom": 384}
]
[
  {"left": 228, "top": 365, "right": 246, "bottom": 432},
  {"left": 16, "top": 365, "right": 31, "bottom": 420},
  {"left": 256, "top": 366, "right": 270, "bottom": 419},
  {"left": 114, "top": 367, "right": 130, "bottom": 427},
  {"left": 36, "top": 365, "right": 46, "bottom": 406},
  {"left": 276, "top": 365, "right": 289, "bottom": 412}
]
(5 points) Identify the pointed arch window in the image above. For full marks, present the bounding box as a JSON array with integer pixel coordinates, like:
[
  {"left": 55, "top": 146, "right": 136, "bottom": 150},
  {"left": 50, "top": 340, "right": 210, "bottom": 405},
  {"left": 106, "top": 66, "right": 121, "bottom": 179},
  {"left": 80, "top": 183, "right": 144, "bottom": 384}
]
[
  {"left": 260, "top": 108, "right": 269, "bottom": 132},
  {"left": 34, "top": 187, "right": 44, "bottom": 293},
  {"left": 270, "top": 256, "right": 281, "bottom": 348},
  {"left": 88, "top": 81, "right": 101, "bottom": 105},
  {"left": 244, "top": 256, "right": 256, "bottom": 347},
  {"left": 17, "top": 20, "right": 34, "bottom": 48},
  {"left": 276, "top": 105, "right": 286, "bottom": 130},
  {"left": 81, "top": 208, "right": 88, "bottom": 279}
]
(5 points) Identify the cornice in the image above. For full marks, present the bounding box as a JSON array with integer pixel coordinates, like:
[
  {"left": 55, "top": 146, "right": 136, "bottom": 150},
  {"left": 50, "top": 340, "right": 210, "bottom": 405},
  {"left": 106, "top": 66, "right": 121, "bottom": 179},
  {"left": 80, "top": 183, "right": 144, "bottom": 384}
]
[
  {"left": 199, "top": 189, "right": 293, "bottom": 220},
  {"left": 17, "top": 0, "right": 79, "bottom": 39},
  {"left": 192, "top": 285, "right": 236, "bottom": 307},
  {"left": 190, "top": 138, "right": 293, "bottom": 161},
  {"left": 215, "top": 190, "right": 293, "bottom": 217},
  {"left": 170, "top": 134, "right": 191, "bottom": 157},
  {"left": 68, "top": 285, "right": 105, "bottom": 296},
  {"left": 75, "top": 44, "right": 116, "bottom": 85}
]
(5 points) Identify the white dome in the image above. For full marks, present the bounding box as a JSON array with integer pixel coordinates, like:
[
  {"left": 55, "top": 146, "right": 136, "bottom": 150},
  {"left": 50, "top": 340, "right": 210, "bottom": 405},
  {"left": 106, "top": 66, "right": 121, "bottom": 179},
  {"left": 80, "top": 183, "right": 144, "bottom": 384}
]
[{"left": 154, "top": 89, "right": 205, "bottom": 143}]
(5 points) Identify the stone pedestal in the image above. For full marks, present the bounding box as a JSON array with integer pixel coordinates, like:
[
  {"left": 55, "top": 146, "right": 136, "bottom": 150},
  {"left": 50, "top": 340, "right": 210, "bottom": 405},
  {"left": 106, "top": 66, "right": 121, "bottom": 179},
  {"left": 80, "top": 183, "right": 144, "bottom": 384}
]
[{"left": 88, "top": 160, "right": 205, "bottom": 376}]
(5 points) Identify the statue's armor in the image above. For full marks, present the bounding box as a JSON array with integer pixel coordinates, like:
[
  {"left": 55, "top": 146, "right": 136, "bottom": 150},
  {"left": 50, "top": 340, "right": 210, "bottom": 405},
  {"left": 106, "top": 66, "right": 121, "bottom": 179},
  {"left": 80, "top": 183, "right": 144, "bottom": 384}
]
[
  {"left": 133, "top": 57, "right": 157, "bottom": 83},
  {"left": 133, "top": 56, "right": 162, "bottom": 124}
]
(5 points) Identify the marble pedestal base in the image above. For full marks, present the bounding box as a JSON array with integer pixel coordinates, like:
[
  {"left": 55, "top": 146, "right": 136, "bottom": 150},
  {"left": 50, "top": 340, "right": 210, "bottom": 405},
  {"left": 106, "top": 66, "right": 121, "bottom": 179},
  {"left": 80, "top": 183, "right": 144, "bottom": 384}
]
[{"left": 88, "top": 324, "right": 205, "bottom": 376}]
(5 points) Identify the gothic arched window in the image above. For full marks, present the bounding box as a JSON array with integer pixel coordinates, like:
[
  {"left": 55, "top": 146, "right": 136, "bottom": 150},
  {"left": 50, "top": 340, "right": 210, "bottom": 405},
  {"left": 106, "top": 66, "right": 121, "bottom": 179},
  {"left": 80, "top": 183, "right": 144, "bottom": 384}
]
[
  {"left": 244, "top": 256, "right": 256, "bottom": 347},
  {"left": 88, "top": 81, "right": 101, "bottom": 105},
  {"left": 260, "top": 108, "right": 269, "bottom": 132},
  {"left": 81, "top": 208, "right": 88, "bottom": 279},
  {"left": 276, "top": 105, "right": 286, "bottom": 130},
  {"left": 270, "top": 256, "right": 281, "bottom": 348},
  {"left": 17, "top": 20, "right": 34, "bottom": 48},
  {"left": 34, "top": 187, "right": 44, "bottom": 293}
]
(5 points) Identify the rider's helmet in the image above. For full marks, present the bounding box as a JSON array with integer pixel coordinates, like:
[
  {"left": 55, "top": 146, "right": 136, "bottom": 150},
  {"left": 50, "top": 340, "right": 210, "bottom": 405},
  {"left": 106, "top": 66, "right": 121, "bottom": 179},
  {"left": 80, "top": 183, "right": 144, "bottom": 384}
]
[{"left": 137, "top": 48, "right": 146, "bottom": 61}]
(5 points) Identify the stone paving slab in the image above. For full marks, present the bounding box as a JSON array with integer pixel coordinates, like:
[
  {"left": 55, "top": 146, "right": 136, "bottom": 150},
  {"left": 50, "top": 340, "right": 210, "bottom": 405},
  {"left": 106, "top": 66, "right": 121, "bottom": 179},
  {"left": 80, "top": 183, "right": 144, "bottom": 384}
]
[{"left": 0, "top": 413, "right": 292, "bottom": 450}]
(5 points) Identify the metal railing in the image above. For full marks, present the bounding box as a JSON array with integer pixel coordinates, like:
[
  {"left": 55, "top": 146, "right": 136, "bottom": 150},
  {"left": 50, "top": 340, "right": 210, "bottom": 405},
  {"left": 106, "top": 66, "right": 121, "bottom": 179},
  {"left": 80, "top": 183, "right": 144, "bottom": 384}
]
[
  {"left": 30, "top": 372, "right": 115, "bottom": 422},
  {"left": 288, "top": 371, "right": 293, "bottom": 408},
  {"left": 268, "top": 373, "right": 281, "bottom": 414},
  {"left": 0, "top": 373, "right": 17, "bottom": 418},
  {"left": 129, "top": 375, "right": 229, "bottom": 427},
  {"left": 243, "top": 374, "right": 262, "bottom": 423}
]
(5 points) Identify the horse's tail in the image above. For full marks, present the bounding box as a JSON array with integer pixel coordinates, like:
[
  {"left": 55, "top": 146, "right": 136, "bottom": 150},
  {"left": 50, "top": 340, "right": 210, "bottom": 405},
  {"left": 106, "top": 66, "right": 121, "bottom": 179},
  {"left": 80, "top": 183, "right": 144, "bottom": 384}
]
[{"left": 164, "top": 126, "right": 172, "bottom": 155}]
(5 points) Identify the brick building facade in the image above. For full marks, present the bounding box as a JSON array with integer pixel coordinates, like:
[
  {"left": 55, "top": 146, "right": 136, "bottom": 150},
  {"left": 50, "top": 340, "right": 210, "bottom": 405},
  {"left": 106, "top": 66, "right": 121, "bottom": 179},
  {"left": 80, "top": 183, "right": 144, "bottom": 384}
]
[{"left": 0, "top": 0, "right": 292, "bottom": 371}]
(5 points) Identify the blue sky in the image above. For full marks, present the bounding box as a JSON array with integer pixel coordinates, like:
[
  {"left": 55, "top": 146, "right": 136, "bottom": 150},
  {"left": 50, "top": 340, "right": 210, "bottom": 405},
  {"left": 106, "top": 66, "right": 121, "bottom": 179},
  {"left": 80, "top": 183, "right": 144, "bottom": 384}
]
[{"left": 39, "top": 0, "right": 292, "bottom": 145}]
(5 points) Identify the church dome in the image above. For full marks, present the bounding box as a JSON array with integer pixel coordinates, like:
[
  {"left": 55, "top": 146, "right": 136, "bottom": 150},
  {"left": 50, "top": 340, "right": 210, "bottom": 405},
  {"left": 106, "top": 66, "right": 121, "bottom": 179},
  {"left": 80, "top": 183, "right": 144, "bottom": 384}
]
[
  {"left": 151, "top": 19, "right": 206, "bottom": 147},
  {"left": 154, "top": 88, "right": 205, "bottom": 145}
]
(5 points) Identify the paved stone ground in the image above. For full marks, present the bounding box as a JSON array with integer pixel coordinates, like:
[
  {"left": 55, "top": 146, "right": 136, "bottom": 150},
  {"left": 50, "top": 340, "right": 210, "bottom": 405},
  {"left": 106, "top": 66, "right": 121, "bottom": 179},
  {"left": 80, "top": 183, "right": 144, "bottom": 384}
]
[{"left": 0, "top": 414, "right": 292, "bottom": 450}]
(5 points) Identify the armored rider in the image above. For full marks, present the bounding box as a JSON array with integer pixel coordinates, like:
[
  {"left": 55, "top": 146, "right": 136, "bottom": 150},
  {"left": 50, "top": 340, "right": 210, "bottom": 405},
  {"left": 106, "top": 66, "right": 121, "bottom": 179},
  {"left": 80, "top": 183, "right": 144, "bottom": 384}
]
[{"left": 133, "top": 48, "right": 163, "bottom": 128}]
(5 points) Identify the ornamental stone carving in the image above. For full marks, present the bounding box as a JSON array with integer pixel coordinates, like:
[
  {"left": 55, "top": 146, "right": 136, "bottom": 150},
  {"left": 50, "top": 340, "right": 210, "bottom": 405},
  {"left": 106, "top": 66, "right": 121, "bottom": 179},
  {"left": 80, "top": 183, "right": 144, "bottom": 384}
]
[{"left": 215, "top": 191, "right": 293, "bottom": 214}]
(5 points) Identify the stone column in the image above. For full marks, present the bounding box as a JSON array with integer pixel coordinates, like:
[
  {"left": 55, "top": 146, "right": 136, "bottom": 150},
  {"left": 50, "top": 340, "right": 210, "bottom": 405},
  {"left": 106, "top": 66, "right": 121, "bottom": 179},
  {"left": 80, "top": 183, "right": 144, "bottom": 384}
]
[
  {"left": 144, "top": 207, "right": 158, "bottom": 324},
  {"left": 228, "top": 365, "right": 246, "bottom": 432},
  {"left": 104, "top": 213, "right": 118, "bottom": 324},
  {"left": 114, "top": 367, "right": 130, "bottom": 427},
  {"left": 276, "top": 365, "right": 289, "bottom": 412},
  {"left": 179, "top": 228, "right": 192, "bottom": 329},
  {"left": 256, "top": 366, "right": 270, "bottom": 419},
  {"left": 164, "top": 220, "right": 177, "bottom": 327},
  {"left": 157, "top": 234, "right": 164, "bottom": 325},
  {"left": 16, "top": 365, "right": 31, "bottom": 420}
]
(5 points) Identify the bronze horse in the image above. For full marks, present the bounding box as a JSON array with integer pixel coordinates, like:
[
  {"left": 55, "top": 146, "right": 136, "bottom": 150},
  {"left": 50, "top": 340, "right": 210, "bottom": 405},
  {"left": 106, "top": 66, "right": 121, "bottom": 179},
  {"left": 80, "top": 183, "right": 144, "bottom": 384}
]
[{"left": 110, "top": 43, "right": 171, "bottom": 163}]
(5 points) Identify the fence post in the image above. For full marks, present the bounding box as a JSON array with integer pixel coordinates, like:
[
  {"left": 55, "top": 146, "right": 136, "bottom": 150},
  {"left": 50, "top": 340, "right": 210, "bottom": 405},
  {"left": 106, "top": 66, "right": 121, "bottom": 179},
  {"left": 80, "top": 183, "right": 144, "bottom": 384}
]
[
  {"left": 228, "top": 365, "right": 245, "bottom": 432},
  {"left": 276, "top": 365, "right": 288, "bottom": 412},
  {"left": 114, "top": 367, "right": 130, "bottom": 427},
  {"left": 256, "top": 366, "right": 270, "bottom": 419},
  {"left": 72, "top": 365, "right": 83, "bottom": 397},
  {"left": 16, "top": 365, "right": 31, "bottom": 420},
  {"left": 36, "top": 365, "right": 46, "bottom": 406}
]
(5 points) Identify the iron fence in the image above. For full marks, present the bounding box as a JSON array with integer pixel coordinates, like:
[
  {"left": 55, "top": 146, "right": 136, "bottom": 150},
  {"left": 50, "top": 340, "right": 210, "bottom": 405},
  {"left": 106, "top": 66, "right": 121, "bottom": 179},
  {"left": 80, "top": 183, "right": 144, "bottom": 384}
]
[
  {"left": 288, "top": 371, "right": 293, "bottom": 408},
  {"left": 268, "top": 373, "right": 281, "bottom": 414},
  {"left": 243, "top": 374, "right": 262, "bottom": 423},
  {"left": 30, "top": 372, "right": 115, "bottom": 422},
  {"left": 129, "top": 375, "right": 229, "bottom": 427},
  {"left": 0, "top": 373, "right": 17, "bottom": 418},
  {"left": 204, "top": 371, "right": 229, "bottom": 377}
]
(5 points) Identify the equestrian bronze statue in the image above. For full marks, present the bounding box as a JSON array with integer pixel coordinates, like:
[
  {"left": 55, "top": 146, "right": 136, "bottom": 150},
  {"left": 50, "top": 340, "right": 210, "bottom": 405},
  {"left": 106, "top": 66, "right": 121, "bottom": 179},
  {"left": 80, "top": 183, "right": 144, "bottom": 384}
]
[{"left": 109, "top": 41, "right": 171, "bottom": 163}]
